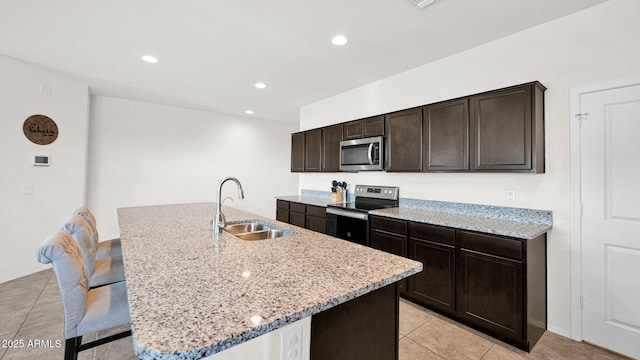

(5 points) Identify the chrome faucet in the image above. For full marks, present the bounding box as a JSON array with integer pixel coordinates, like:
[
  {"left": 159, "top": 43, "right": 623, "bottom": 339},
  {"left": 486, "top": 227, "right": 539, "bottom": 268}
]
[{"left": 213, "top": 177, "right": 245, "bottom": 233}]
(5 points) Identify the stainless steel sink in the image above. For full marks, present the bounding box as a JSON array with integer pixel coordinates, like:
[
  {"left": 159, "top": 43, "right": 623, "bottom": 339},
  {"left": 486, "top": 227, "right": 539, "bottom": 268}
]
[
  {"left": 224, "top": 222, "right": 266, "bottom": 235},
  {"left": 235, "top": 229, "right": 283, "bottom": 241},
  {"left": 222, "top": 221, "right": 284, "bottom": 241}
]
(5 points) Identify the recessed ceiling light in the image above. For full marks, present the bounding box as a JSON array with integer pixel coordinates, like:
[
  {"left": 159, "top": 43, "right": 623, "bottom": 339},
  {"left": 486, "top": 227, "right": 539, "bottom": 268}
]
[
  {"left": 254, "top": 82, "right": 266, "bottom": 89},
  {"left": 331, "top": 35, "right": 348, "bottom": 46},
  {"left": 245, "top": 110, "right": 254, "bottom": 115},
  {"left": 141, "top": 55, "right": 158, "bottom": 64}
]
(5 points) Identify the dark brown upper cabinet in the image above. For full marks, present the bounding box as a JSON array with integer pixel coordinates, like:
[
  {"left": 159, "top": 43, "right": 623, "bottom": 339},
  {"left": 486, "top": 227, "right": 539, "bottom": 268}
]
[
  {"left": 423, "top": 99, "right": 469, "bottom": 171},
  {"left": 291, "top": 81, "right": 544, "bottom": 174},
  {"left": 344, "top": 116, "right": 385, "bottom": 140},
  {"left": 291, "top": 132, "right": 305, "bottom": 172},
  {"left": 304, "top": 129, "right": 322, "bottom": 172},
  {"left": 385, "top": 108, "right": 423, "bottom": 172},
  {"left": 321, "top": 124, "right": 343, "bottom": 172},
  {"left": 470, "top": 82, "right": 545, "bottom": 173}
]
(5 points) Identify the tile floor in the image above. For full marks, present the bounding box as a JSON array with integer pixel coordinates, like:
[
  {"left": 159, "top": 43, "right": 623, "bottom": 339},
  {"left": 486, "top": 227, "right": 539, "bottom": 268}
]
[{"left": 0, "top": 269, "right": 631, "bottom": 360}]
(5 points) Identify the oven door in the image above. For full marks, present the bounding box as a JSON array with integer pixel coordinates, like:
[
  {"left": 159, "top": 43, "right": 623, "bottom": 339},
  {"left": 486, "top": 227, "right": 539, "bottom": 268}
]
[{"left": 325, "top": 208, "right": 369, "bottom": 246}]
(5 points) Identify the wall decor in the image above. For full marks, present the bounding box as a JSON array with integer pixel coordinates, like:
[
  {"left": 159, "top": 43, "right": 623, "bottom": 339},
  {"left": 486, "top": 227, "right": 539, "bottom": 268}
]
[{"left": 23, "top": 114, "right": 58, "bottom": 145}]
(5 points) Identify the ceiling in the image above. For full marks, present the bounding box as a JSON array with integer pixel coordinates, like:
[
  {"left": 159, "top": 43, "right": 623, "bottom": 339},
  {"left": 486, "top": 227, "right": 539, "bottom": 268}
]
[{"left": 0, "top": 0, "right": 608, "bottom": 123}]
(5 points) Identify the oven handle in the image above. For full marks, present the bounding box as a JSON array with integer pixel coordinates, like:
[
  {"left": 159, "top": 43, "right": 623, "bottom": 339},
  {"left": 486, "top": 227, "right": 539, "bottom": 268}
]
[{"left": 326, "top": 207, "right": 369, "bottom": 221}]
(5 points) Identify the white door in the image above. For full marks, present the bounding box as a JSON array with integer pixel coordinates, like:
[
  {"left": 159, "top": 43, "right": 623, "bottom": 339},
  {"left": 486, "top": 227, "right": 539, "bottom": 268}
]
[{"left": 580, "top": 84, "right": 640, "bottom": 359}]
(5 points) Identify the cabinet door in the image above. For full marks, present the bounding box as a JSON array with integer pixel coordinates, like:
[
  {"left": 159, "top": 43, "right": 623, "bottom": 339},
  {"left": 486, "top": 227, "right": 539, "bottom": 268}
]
[
  {"left": 291, "top": 132, "right": 305, "bottom": 172},
  {"left": 370, "top": 229, "right": 408, "bottom": 293},
  {"left": 305, "top": 129, "right": 322, "bottom": 172},
  {"left": 470, "top": 84, "right": 532, "bottom": 171},
  {"left": 370, "top": 230, "right": 407, "bottom": 257},
  {"left": 423, "top": 99, "right": 469, "bottom": 171},
  {"left": 344, "top": 120, "right": 363, "bottom": 140},
  {"left": 385, "top": 108, "right": 423, "bottom": 172},
  {"left": 322, "top": 124, "right": 343, "bottom": 172},
  {"left": 362, "top": 116, "right": 385, "bottom": 137},
  {"left": 276, "top": 209, "right": 289, "bottom": 223},
  {"left": 408, "top": 239, "right": 456, "bottom": 313},
  {"left": 457, "top": 249, "right": 523, "bottom": 342}
]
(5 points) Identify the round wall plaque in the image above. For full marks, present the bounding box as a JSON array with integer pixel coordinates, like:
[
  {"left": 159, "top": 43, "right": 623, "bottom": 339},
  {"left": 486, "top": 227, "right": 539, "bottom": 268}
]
[{"left": 23, "top": 115, "right": 59, "bottom": 145}]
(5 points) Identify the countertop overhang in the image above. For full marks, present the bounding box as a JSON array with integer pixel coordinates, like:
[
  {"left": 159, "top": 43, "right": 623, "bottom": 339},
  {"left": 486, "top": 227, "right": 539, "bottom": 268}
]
[{"left": 117, "top": 202, "right": 422, "bottom": 359}]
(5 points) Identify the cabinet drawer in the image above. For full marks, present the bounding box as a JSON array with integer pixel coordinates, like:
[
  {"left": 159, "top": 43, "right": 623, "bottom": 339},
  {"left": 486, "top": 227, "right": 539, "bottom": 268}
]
[
  {"left": 370, "top": 229, "right": 407, "bottom": 257},
  {"left": 307, "top": 216, "right": 326, "bottom": 234},
  {"left": 290, "top": 212, "right": 306, "bottom": 227},
  {"left": 370, "top": 216, "right": 407, "bottom": 235},
  {"left": 306, "top": 205, "right": 326, "bottom": 218},
  {"left": 460, "top": 231, "right": 522, "bottom": 260},
  {"left": 410, "top": 222, "right": 455, "bottom": 246},
  {"left": 290, "top": 202, "right": 306, "bottom": 214},
  {"left": 277, "top": 200, "right": 290, "bottom": 210},
  {"left": 276, "top": 209, "right": 289, "bottom": 223}
]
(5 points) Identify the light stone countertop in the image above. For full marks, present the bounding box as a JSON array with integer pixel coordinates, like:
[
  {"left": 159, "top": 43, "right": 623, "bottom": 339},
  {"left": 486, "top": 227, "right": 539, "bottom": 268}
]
[
  {"left": 117, "top": 202, "right": 422, "bottom": 360},
  {"left": 275, "top": 195, "right": 336, "bottom": 207},
  {"left": 369, "top": 207, "right": 551, "bottom": 239}
]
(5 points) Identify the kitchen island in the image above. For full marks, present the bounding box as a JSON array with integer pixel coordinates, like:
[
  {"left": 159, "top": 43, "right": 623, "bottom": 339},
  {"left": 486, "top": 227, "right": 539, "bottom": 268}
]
[{"left": 117, "top": 202, "right": 422, "bottom": 359}]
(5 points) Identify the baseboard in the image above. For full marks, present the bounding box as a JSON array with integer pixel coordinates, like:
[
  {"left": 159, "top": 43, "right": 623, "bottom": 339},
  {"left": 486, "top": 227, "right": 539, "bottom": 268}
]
[{"left": 547, "top": 325, "right": 571, "bottom": 338}]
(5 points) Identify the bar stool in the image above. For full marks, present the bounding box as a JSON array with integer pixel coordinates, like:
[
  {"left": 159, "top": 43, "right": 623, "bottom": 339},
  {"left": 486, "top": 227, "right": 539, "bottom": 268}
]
[
  {"left": 72, "top": 206, "right": 122, "bottom": 259},
  {"left": 61, "top": 215, "right": 125, "bottom": 288},
  {"left": 35, "top": 231, "right": 132, "bottom": 360}
]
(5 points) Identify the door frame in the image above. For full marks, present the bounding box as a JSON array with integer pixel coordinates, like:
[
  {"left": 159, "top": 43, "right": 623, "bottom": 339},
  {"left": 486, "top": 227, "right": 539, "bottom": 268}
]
[{"left": 569, "top": 75, "right": 640, "bottom": 341}]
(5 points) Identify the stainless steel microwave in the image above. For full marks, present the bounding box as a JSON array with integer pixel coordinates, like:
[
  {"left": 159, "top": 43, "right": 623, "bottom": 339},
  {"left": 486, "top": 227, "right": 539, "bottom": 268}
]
[{"left": 339, "top": 136, "right": 384, "bottom": 171}]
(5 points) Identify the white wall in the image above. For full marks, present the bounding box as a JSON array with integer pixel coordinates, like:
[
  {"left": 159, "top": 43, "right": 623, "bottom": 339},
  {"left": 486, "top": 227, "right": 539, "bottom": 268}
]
[
  {"left": 87, "top": 96, "right": 299, "bottom": 240},
  {"left": 299, "top": 0, "right": 640, "bottom": 336},
  {"left": 0, "top": 55, "right": 89, "bottom": 283}
]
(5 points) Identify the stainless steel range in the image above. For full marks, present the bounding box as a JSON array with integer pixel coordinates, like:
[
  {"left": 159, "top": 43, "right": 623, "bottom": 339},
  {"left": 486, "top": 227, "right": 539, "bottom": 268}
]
[{"left": 325, "top": 185, "right": 399, "bottom": 246}]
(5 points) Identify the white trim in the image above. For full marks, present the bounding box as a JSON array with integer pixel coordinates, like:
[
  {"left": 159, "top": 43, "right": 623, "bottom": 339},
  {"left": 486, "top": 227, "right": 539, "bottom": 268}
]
[
  {"left": 569, "top": 75, "right": 640, "bottom": 342},
  {"left": 547, "top": 325, "right": 572, "bottom": 339}
]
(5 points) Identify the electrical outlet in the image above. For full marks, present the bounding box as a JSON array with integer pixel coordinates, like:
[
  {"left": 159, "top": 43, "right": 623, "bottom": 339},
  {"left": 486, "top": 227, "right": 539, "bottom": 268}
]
[
  {"left": 506, "top": 190, "right": 516, "bottom": 202},
  {"left": 280, "top": 323, "right": 302, "bottom": 360}
]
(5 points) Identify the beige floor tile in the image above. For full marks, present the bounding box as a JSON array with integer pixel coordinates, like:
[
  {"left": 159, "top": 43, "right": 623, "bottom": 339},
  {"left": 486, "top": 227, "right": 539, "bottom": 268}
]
[
  {"left": 0, "top": 332, "right": 16, "bottom": 359},
  {"left": 2, "top": 321, "right": 91, "bottom": 360},
  {"left": 407, "top": 316, "right": 493, "bottom": 360},
  {"left": 400, "top": 337, "right": 445, "bottom": 360},
  {"left": 527, "top": 332, "right": 594, "bottom": 360},
  {"left": 0, "top": 270, "right": 51, "bottom": 300},
  {"left": 93, "top": 324, "right": 137, "bottom": 360},
  {"left": 0, "top": 296, "right": 35, "bottom": 335},
  {"left": 592, "top": 346, "right": 634, "bottom": 360},
  {"left": 481, "top": 344, "right": 530, "bottom": 360},
  {"left": 399, "top": 298, "right": 435, "bottom": 336}
]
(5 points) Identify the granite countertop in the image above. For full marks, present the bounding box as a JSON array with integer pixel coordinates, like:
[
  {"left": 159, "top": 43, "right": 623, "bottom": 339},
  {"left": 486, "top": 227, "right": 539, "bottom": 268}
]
[
  {"left": 275, "top": 195, "right": 337, "bottom": 207},
  {"left": 369, "top": 207, "right": 551, "bottom": 239},
  {"left": 117, "top": 202, "right": 422, "bottom": 360}
]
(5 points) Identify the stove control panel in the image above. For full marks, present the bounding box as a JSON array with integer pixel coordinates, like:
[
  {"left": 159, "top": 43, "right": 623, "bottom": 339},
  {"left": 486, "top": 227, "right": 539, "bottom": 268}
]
[{"left": 353, "top": 185, "right": 399, "bottom": 201}]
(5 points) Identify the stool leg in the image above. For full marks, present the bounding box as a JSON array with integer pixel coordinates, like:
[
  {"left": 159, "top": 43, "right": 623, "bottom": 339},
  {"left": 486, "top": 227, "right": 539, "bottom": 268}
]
[{"left": 64, "top": 336, "right": 81, "bottom": 360}]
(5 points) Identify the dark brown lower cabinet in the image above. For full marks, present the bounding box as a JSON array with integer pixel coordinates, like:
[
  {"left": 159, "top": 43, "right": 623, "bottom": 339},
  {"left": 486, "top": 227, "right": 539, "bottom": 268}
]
[
  {"left": 276, "top": 200, "right": 289, "bottom": 223},
  {"left": 407, "top": 222, "right": 456, "bottom": 314},
  {"left": 370, "top": 216, "right": 408, "bottom": 294},
  {"left": 407, "top": 238, "right": 456, "bottom": 314},
  {"left": 458, "top": 248, "right": 523, "bottom": 342},
  {"left": 457, "top": 231, "right": 547, "bottom": 351},
  {"left": 275, "top": 200, "right": 326, "bottom": 234},
  {"left": 369, "top": 216, "right": 547, "bottom": 352},
  {"left": 306, "top": 205, "right": 326, "bottom": 234},
  {"left": 289, "top": 202, "right": 307, "bottom": 228},
  {"left": 311, "top": 283, "right": 399, "bottom": 360}
]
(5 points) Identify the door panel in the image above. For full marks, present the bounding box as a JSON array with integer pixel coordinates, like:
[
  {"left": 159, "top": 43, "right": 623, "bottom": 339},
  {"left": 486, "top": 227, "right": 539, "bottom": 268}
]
[{"left": 580, "top": 84, "right": 640, "bottom": 359}]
